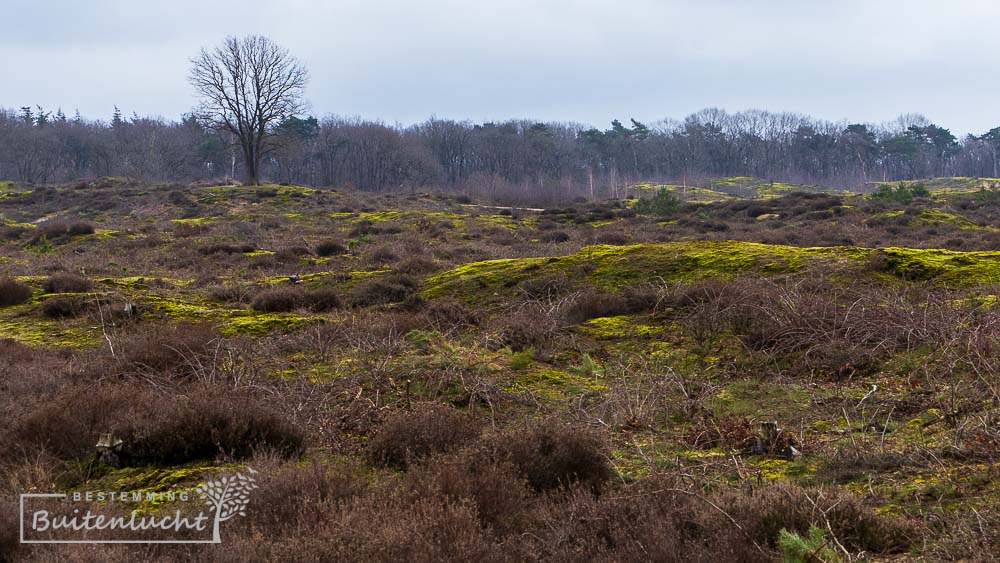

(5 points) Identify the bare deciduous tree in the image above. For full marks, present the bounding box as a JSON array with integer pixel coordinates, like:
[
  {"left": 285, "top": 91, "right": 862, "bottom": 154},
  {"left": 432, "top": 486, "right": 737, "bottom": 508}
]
[{"left": 189, "top": 35, "right": 308, "bottom": 185}]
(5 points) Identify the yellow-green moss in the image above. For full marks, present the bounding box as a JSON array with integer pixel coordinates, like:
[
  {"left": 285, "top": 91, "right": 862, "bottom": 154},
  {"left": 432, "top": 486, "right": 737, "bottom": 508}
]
[
  {"left": 0, "top": 314, "right": 98, "bottom": 347},
  {"left": 1, "top": 216, "right": 37, "bottom": 228},
  {"left": 220, "top": 312, "right": 313, "bottom": 336},
  {"left": 424, "top": 241, "right": 868, "bottom": 303},
  {"left": 630, "top": 183, "right": 734, "bottom": 203},
  {"left": 711, "top": 380, "right": 811, "bottom": 420},
  {"left": 426, "top": 241, "right": 1000, "bottom": 305},
  {"left": 748, "top": 458, "right": 817, "bottom": 480},
  {"left": 99, "top": 276, "right": 189, "bottom": 289},
  {"left": 586, "top": 218, "right": 622, "bottom": 228},
  {"left": 867, "top": 177, "right": 1000, "bottom": 196},
  {"left": 577, "top": 315, "right": 660, "bottom": 338},
  {"left": 872, "top": 247, "right": 1000, "bottom": 283},
  {"left": 354, "top": 210, "right": 403, "bottom": 223},
  {"left": 170, "top": 217, "right": 218, "bottom": 225},
  {"left": 508, "top": 367, "right": 605, "bottom": 398},
  {"left": 918, "top": 209, "right": 985, "bottom": 230}
]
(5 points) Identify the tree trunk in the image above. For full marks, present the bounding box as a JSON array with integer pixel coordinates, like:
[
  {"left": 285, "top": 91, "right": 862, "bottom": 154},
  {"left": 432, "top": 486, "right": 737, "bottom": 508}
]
[{"left": 243, "top": 142, "right": 259, "bottom": 185}]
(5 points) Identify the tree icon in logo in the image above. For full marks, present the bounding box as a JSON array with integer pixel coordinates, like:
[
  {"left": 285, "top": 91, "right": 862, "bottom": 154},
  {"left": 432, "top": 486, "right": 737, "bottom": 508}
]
[{"left": 196, "top": 468, "right": 258, "bottom": 543}]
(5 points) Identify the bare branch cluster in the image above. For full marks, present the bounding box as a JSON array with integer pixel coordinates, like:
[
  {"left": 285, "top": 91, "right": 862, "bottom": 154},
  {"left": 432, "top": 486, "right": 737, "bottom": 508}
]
[{"left": 189, "top": 35, "right": 308, "bottom": 184}]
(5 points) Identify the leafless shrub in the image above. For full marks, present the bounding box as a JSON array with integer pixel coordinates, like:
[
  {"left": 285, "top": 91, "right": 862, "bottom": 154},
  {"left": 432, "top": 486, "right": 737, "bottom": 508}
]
[
  {"left": 6, "top": 383, "right": 305, "bottom": 467},
  {"left": 103, "top": 322, "right": 221, "bottom": 380},
  {"left": 562, "top": 285, "right": 658, "bottom": 324},
  {"left": 489, "top": 304, "right": 563, "bottom": 352},
  {"left": 366, "top": 405, "right": 482, "bottom": 470},
  {"left": 403, "top": 449, "right": 533, "bottom": 535},
  {"left": 0, "top": 278, "right": 32, "bottom": 307},
  {"left": 479, "top": 420, "right": 612, "bottom": 493},
  {"left": 40, "top": 295, "right": 91, "bottom": 318},
  {"left": 252, "top": 287, "right": 302, "bottom": 312},
  {"left": 422, "top": 299, "right": 481, "bottom": 331},
  {"left": 348, "top": 273, "right": 420, "bottom": 307},
  {"left": 315, "top": 240, "right": 348, "bottom": 257},
  {"left": 207, "top": 284, "right": 258, "bottom": 305},
  {"left": 42, "top": 272, "right": 92, "bottom": 293}
]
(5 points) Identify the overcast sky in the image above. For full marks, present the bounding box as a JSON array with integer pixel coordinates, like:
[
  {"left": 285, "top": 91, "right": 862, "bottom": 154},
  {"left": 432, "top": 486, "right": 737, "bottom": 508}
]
[{"left": 3, "top": 0, "right": 998, "bottom": 135}]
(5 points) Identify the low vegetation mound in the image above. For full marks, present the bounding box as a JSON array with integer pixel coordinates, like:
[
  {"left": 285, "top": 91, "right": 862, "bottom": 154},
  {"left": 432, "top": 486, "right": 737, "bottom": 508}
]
[{"left": 425, "top": 241, "right": 1000, "bottom": 304}]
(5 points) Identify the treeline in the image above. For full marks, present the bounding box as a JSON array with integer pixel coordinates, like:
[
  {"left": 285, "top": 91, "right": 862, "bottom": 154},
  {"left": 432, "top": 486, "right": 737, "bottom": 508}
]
[{"left": 2, "top": 105, "right": 999, "bottom": 202}]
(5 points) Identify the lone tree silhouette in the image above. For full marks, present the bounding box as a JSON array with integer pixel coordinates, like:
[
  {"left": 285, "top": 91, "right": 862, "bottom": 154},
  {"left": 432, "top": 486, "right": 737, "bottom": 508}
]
[
  {"left": 190, "top": 35, "right": 308, "bottom": 185},
  {"left": 196, "top": 469, "right": 258, "bottom": 543}
]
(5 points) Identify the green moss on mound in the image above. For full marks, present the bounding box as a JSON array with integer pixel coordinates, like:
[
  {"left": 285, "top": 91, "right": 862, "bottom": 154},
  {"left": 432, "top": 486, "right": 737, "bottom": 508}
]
[
  {"left": 425, "top": 241, "right": 1000, "bottom": 304},
  {"left": 424, "top": 242, "right": 861, "bottom": 302},
  {"left": 871, "top": 247, "right": 1000, "bottom": 282},
  {"left": 917, "top": 209, "right": 984, "bottom": 230}
]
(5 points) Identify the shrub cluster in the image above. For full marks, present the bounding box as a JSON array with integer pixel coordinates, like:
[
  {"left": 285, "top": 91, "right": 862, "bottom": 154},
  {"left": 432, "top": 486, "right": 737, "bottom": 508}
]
[
  {"left": 6, "top": 383, "right": 305, "bottom": 466},
  {"left": 42, "top": 273, "right": 92, "bottom": 293},
  {"left": 315, "top": 240, "right": 347, "bottom": 257},
  {"left": 0, "top": 278, "right": 32, "bottom": 307},
  {"left": 251, "top": 286, "right": 343, "bottom": 313},
  {"left": 366, "top": 405, "right": 482, "bottom": 469},
  {"left": 348, "top": 273, "right": 420, "bottom": 307}
]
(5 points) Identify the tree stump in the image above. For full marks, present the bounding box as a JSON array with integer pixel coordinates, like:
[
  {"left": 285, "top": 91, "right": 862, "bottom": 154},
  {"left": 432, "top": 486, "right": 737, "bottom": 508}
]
[{"left": 95, "top": 433, "right": 125, "bottom": 468}]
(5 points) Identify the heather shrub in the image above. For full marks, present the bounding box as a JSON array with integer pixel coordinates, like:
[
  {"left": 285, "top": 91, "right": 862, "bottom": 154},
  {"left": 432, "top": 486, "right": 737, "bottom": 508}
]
[
  {"left": 491, "top": 305, "right": 562, "bottom": 351},
  {"left": 252, "top": 286, "right": 343, "bottom": 312},
  {"left": 305, "top": 287, "right": 343, "bottom": 312},
  {"left": 124, "top": 385, "right": 306, "bottom": 464},
  {"left": 422, "top": 299, "right": 480, "bottom": 330},
  {"left": 235, "top": 459, "right": 367, "bottom": 535},
  {"left": 481, "top": 421, "right": 612, "bottom": 492},
  {"left": 252, "top": 287, "right": 303, "bottom": 312},
  {"left": 563, "top": 286, "right": 656, "bottom": 324},
  {"left": 538, "top": 230, "right": 570, "bottom": 243},
  {"left": 273, "top": 246, "right": 312, "bottom": 265},
  {"left": 207, "top": 284, "right": 257, "bottom": 304},
  {"left": 349, "top": 273, "right": 420, "bottom": 307},
  {"left": 0, "top": 499, "right": 21, "bottom": 562},
  {"left": 722, "top": 483, "right": 916, "bottom": 554},
  {"left": 68, "top": 221, "right": 96, "bottom": 235},
  {"left": 42, "top": 273, "right": 92, "bottom": 293},
  {"left": 40, "top": 295, "right": 91, "bottom": 318},
  {"left": 366, "top": 246, "right": 399, "bottom": 266},
  {"left": 366, "top": 405, "right": 482, "bottom": 470},
  {"left": 32, "top": 219, "right": 94, "bottom": 242},
  {"left": 198, "top": 242, "right": 254, "bottom": 255},
  {"left": 517, "top": 273, "right": 573, "bottom": 300},
  {"left": 0, "top": 278, "right": 32, "bottom": 307},
  {"left": 0, "top": 338, "right": 35, "bottom": 362},
  {"left": 315, "top": 240, "right": 347, "bottom": 257},
  {"left": 112, "top": 322, "right": 220, "bottom": 378},
  {"left": 404, "top": 449, "right": 533, "bottom": 535},
  {"left": 7, "top": 383, "right": 305, "bottom": 466},
  {"left": 394, "top": 256, "right": 438, "bottom": 275}
]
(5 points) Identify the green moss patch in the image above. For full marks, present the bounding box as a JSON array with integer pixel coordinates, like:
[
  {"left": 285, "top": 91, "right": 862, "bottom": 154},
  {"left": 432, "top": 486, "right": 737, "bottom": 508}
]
[
  {"left": 918, "top": 209, "right": 984, "bottom": 230},
  {"left": 577, "top": 315, "right": 661, "bottom": 338},
  {"left": 427, "top": 241, "right": 1000, "bottom": 305},
  {"left": 710, "top": 380, "right": 812, "bottom": 420},
  {"left": 508, "top": 367, "right": 605, "bottom": 399},
  {"left": 872, "top": 247, "right": 1000, "bottom": 283},
  {"left": 424, "top": 241, "right": 865, "bottom": 303}
]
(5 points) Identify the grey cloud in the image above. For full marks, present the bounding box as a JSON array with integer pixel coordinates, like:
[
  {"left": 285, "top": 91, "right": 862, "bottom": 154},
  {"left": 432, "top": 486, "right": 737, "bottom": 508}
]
[{"left": 2, "top": 0, "right": 998, "bottom": 134}]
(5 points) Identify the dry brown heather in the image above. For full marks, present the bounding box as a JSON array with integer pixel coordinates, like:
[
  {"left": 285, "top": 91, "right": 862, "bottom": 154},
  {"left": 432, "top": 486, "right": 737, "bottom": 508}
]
[{"left": 1, "top": 177, "right": 999, "bottom": 561}]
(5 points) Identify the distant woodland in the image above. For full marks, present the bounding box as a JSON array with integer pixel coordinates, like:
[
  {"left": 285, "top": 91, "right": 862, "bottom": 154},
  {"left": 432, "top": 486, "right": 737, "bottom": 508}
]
[{"left": 3, "top": 105, "right": 1000, "bottom": 201}]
